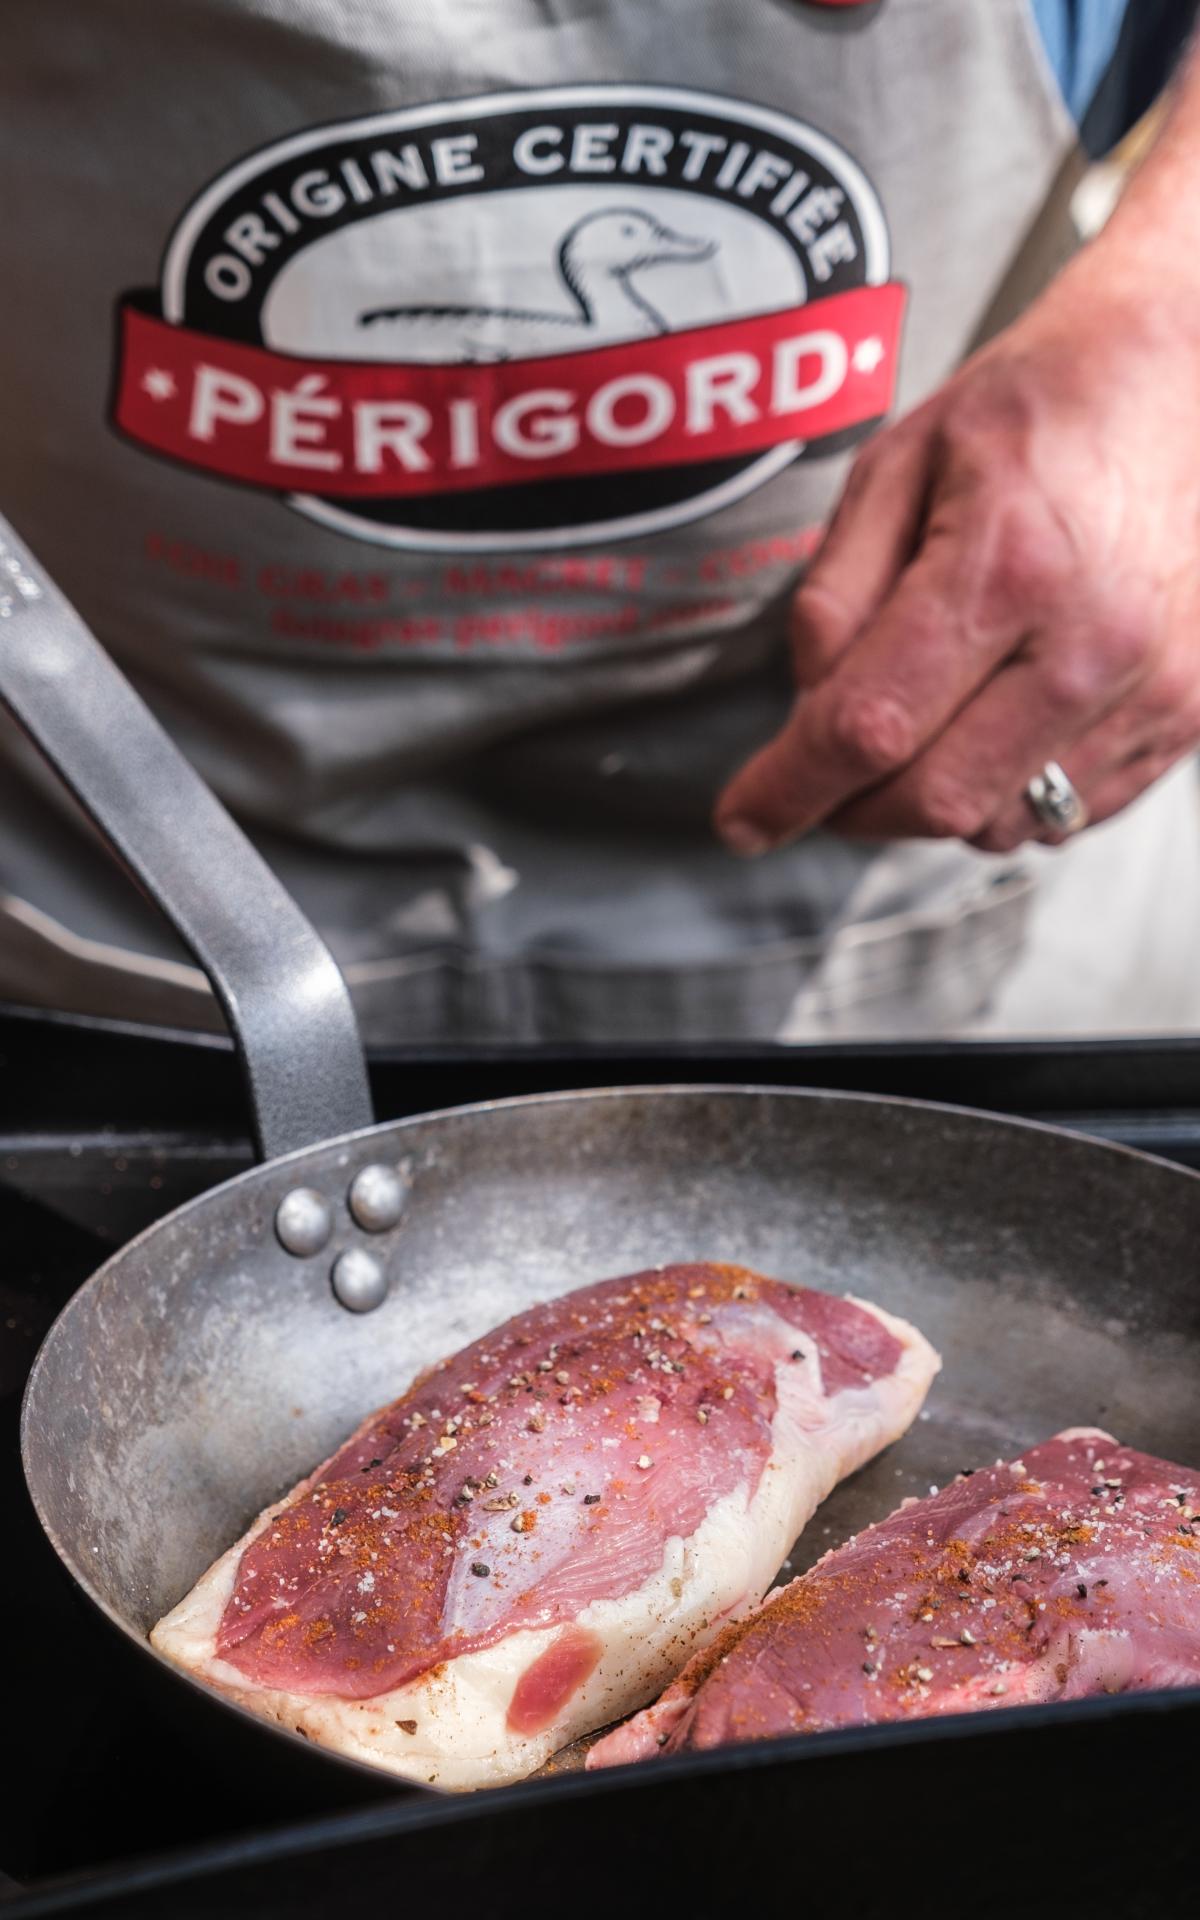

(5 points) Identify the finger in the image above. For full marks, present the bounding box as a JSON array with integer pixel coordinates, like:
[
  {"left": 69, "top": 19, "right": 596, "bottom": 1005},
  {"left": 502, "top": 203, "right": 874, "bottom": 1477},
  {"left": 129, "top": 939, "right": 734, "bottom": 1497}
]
[
  {"left": 972, "top": 657, "right": 1199, "bottom": 852},
  {"left": 717, "top": 530, "right": 1027, "bottom": 851},
  {"left": 790, "top": 423, "right": 935, "bottom": 689},
  {"left": 1070, "top": 746, "right": 1185, "bottom": 832},
  {"left": 975, "top": 747, "right": 1168, "bottom": 852},
  {"left": 1005, "top": 749, "right": 1171, "bottom": 849},
  {"left": 827, "top": 613, "right": 1151, "bottom": 842}
]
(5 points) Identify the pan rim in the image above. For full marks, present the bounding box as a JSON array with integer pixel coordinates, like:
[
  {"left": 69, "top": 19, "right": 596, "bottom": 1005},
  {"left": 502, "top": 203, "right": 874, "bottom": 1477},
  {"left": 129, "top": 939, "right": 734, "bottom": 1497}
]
[
  {"left": 19, "top": 1081, "right": 1200, "bottom": 1792},
  {"left": 11, "top": 1681, "right": 1200, "bottom": 1909}
]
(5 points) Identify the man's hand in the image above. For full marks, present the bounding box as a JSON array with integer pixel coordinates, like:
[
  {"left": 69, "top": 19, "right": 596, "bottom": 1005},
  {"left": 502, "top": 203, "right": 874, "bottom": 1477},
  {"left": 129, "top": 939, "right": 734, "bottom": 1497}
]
[{"left": 716, "top": 79, "right": 1200, "bottom": 859}]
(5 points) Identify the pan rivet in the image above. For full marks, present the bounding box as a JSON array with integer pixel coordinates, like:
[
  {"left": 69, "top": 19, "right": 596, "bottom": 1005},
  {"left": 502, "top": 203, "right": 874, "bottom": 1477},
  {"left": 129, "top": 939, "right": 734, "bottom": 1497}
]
[
  {"left": 331, "top": 1247, "right": 389, "bottom": 1313},
  {"left": 275, "top": 1187, "right": 334, "bottom": 1258},
  {"left": 347, "top": 1163, "right": 407, "bottom": 1234}
]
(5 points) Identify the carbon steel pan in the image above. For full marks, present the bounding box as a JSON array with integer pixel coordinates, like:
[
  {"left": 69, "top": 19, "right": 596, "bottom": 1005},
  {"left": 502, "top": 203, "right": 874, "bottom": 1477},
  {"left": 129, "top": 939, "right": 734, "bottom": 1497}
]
[{"left": 21, "top": 1084, "right": 1200, "bottom": 1785}]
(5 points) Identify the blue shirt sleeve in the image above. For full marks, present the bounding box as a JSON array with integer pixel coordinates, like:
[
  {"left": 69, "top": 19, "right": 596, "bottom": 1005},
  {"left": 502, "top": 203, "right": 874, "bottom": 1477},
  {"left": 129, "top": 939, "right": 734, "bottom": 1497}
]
[
  {"left": 1031, "top": 0, "right": 1129, "bottom": 121},
  {"left": 1031, "top": 0, "right": 1197, "bottom": 146}
]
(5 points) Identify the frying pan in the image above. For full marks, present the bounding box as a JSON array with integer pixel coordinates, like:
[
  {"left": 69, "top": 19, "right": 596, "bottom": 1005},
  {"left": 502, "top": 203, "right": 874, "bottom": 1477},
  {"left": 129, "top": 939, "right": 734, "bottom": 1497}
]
[{"left": 3, "top": 509, "right": 1199, "bottom": 1801}]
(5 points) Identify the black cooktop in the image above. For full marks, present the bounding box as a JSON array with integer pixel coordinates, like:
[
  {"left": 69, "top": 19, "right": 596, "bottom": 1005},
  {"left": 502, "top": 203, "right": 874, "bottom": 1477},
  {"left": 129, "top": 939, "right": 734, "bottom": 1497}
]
[{"left": 3, "top": 1009, "right": 1198, "bottom": 1917}]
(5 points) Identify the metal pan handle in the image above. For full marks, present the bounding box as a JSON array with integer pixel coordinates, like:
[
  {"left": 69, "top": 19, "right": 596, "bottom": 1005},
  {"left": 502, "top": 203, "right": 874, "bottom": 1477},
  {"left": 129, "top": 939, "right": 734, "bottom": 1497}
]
[{"left": 0, "top": 511, "right": 373, "bottom": 1161}]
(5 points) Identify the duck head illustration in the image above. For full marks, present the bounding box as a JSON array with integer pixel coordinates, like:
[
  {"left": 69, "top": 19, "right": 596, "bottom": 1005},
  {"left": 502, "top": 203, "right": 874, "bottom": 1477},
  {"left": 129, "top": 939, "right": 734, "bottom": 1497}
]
[
  {"left": 558, "top": 207, "right": 718, "bottom": 337},
  {"left": 359, "top": 204, "right": 719, "bottom": 359}
]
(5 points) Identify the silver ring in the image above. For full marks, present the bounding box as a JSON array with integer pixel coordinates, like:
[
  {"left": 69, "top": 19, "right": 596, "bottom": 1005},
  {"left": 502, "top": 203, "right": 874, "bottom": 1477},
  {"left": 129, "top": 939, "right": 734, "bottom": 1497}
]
[{"left": 1025, "top": 760, "right": 1089, "bottom": 835}]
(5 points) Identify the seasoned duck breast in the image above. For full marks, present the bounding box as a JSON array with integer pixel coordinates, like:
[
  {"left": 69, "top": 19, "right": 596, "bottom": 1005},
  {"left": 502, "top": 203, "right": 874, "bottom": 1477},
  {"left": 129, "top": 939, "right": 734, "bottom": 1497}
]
[
  {"left": 153, "top": 1262, "right": 938, "bottom": 1789},
  {"left": 590, "top": 1428, "right": 1200, "bottom": 1767}
]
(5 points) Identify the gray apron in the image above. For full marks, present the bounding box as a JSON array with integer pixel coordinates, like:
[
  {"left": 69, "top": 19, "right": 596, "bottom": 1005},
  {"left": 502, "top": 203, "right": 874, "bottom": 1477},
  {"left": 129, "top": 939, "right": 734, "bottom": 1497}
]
[{"left": 0, "top": 0, "right": 1099, "bottom": 1042}]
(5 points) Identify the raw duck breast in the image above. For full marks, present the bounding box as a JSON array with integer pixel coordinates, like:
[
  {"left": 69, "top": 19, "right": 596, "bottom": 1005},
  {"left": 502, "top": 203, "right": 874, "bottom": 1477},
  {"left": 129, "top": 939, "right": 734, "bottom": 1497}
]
[
  {"left": 152, "top": 1262, "right": 938, "bottom": 1789},
  {"left": 590, "top": 1428, "right": 1200, "bottom": 1768}
]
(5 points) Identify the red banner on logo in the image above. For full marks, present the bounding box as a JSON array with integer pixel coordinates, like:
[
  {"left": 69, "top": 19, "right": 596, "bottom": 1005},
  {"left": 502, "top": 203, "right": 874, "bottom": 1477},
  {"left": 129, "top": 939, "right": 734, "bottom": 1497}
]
[{"left": 113, "top": 284, "right": 906, "bottom": 500}]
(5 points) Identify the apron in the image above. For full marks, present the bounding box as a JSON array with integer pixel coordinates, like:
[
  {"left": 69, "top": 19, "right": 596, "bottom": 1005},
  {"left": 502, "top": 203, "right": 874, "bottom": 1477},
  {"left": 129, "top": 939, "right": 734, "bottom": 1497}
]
[{"left": 0, "top": 0, "right": 1161, "bottom": 1044}]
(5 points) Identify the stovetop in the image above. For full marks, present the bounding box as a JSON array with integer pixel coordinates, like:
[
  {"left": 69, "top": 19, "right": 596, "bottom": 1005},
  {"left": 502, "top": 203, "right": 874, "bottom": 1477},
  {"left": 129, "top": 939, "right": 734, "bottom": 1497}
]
[{"left": 3, "top": 1009, "right": 1199, "bottom": 1915}]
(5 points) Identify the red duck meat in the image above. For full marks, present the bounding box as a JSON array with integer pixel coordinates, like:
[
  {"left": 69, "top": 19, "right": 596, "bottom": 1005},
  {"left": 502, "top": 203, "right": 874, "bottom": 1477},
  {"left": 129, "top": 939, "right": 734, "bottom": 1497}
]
[
  {"left": 152, "top": 1261, "right": 938, "bottom": 1787},
  {"left": 589, "top": 1428, "right": 1200, "bottom": 1768}
]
